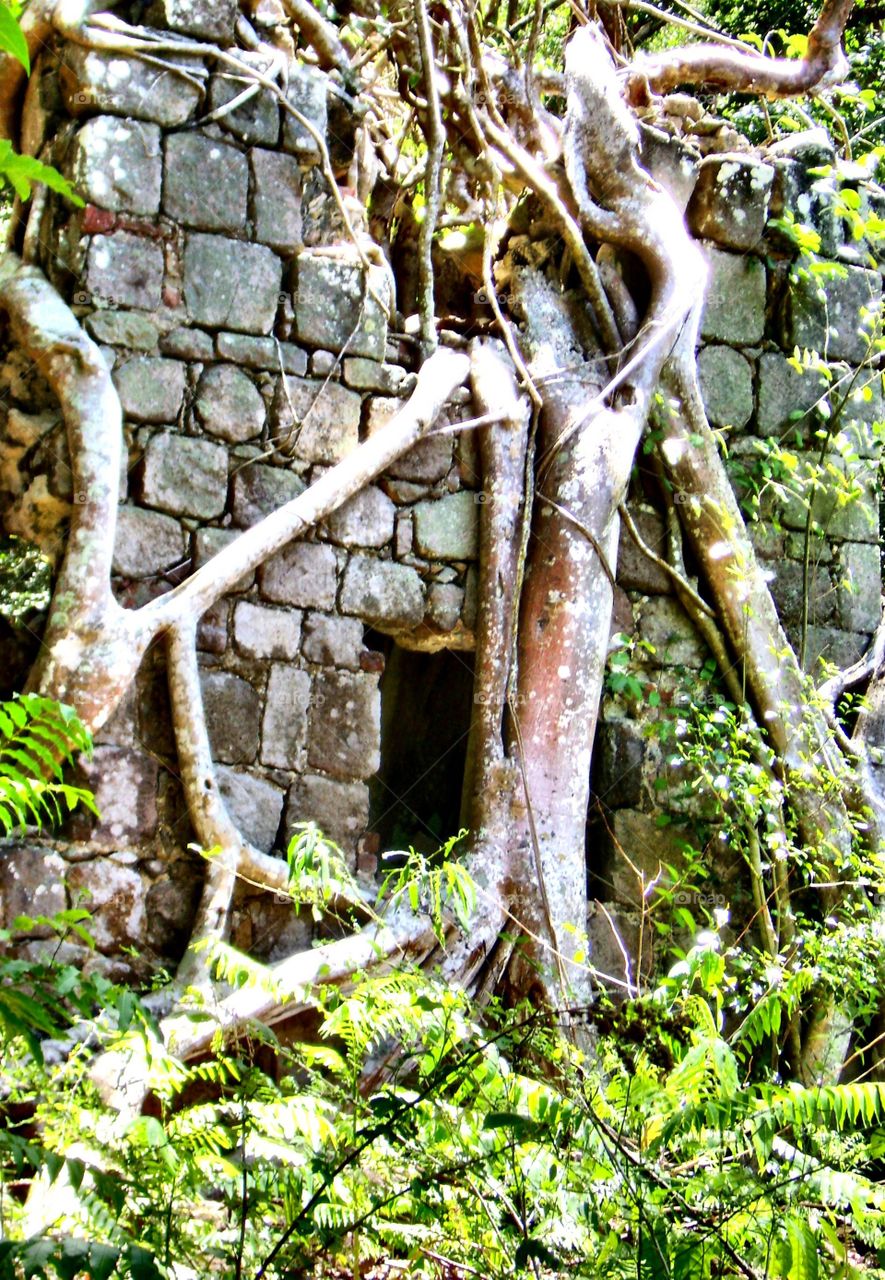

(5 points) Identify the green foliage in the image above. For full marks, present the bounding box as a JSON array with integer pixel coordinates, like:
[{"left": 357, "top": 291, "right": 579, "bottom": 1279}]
[
  {"left": 0, "top": 536, "right": 52, "bottom": 628},
  {"left": 0, "top": 694, "right": 97, "bottom": 835},
  {"left": 0, "top": 2, "right": 28, "bottom": 74}
]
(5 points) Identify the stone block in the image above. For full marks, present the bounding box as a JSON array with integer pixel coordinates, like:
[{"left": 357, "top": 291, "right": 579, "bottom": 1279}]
[
  {"left": 700, "top": 247, "right": 766, "bottom": 345},
  {"left": 148, "top": 0, "right": 238, "bottom": 41},
  {"left": 803, "top": 625, "right": 870, "bottom": 674},
  {"left": 269, "top": 376, "right": 361, "bottom": 463},
  {"left": 72, "top": 746, "right": 159, "bottom": 848},
  {"left": 766, "top": 127, "right": 836, "bottom": 169},
  {"left": 216, "top": 332, "right": 308, "bottom": 374},
  {"left": 687, "top": 153, "right": 774, "bottom": 250},
  {"left": 259, "top": 541, "right": 338, "bottom": 608},
  {"left": 140, "top": 432, "right": 228, "bottom": 519},
  {"left": 308, "top": 671, "right": 380, "bottom": 780},
  {"left": 250, "top": 149, "right": 302, "bottom": 251},
  {"left": 184, "top": 233, "right": 282, "bottom": 335},
  {"left": 293, "top": 252, "right": 390, "bottom": 361},
  {"left": 603, "top": 809, "right": 696, "bottom": 908},
  {"left": 323, "top": 486, "right": 395, "bottom": 548},
  {"left": 114, "top": 356, "right": 186, "bottom": 424},
  {"left": 782, "top": 260, "right": 882, "bottom": 364},
  {"left": 697, "top": 345, "right": 754, "bottom": 429},
  {"left": 756, "top": 351, "right": 829, "bottom": 434},
  {"left": 233, "top": 600, "right": 302, "bottom": 660},
  {"left": 85, "top": 232, "right": 164, "bottom": 310},
  {"left": 59, "top": 46, "right": 202, "bottom": 126},
  {"left": 340, "top": 555, "right": 425, "bottom": 629},
  {"left": 284, "top": 775, "right": 369, "bottom": 854},
  {"left": 86, "top": 310, "right": 159, "bottom": 351},
  {"left": 426, "top": 583, "right": 463, "bottom": 631},
  {"left": 71, "top": 116, "right": 162, "bottom": 215},
  {"left": 841, "top": 373, "right": 885, "bottom": 458},
  {"left": 261, "top": 664, "right": 311, "bottom": 768},
  {"left": 163, "top": 131, "right": 249, "bottom": 233},
  {"left": 160, "top": 327, "right": 215, "bottom": 360},
  {"left": 113, "top": 505, "right": 186, "bottom": 578},
  {"left": 770, "top": 454, "right": 878, "bottom": 542},
  {"left": 636, "top": 596, "right": 707, "bottom": 668},
  {"left": 282, "top": 64, "right": 327, "bottom": 159},
  {"left": 366, "top": 396, "right": 453, "bottom": 481},
  {"left": 66, "top": 859, "right": 145, "bottom": 950},
  {"left": 301, "top": 612, "right": 365, "bottom": 668},
  {"left": 640, "top": 130, "right": 698, "bottom": 212},
  {"left": 201, "top": 670, "right": 262, "bottom": 764},
  {"left": 413, "top": 492, "right": 479, "bottom": 560},
  {"left": 765, "top": 558, "right": 835, "bottom": 628},
  {"left": 616, "top": 504, "right": 670, "bottom": 594},
  {"left": 195, "top": 364, "right": 266, "bottom": 443},
  {"left": 836, "top": 542, "right": 882, "bottom": 633},
  {"left": 595, "top": 715, "right": 645, "bottom": 809},
  {"left": 192, "top": 528, "right": 254, "bottom": 591},
  {"left": 343, "top": 357, "right": 412, "bottom": 394},
  {"left": 209, "top": 54, "right": 281, "bottom": 146},
  {"left": 0, "top": 845, "right": 66, "bottom": 935},
  {"left": 216, "top": 766, "right": 285, "bottom": 853},
  {"left": 231, "top": 462, "right": 305, "bottom": 527}
]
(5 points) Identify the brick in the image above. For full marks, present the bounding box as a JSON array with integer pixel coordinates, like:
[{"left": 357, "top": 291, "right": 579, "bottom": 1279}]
[
  {"left": 140, "top": 431, "right": 228, "bottom": 519},
  {"left": 85, "top": 232, "right": 164, "bottom": 310},
  {"left": 184, "top": 233, "right": 282, "bottom": 334},
  {"left": 261, "top": 664, "right": 310, "bottom": 768},
  {"left": 163, "top": 131, "right": 249, "bottom": 233},
  {"left": 259, "top": 541, "right": 338, "bottom": 608}
]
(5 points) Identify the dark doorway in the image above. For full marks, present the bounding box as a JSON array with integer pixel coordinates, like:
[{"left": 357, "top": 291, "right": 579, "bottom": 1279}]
[{"left": 366, "top": 631, "right": 474, "bottom": 855}]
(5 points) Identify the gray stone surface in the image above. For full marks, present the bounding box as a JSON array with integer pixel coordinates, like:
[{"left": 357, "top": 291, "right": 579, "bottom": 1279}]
[
  {"left": 65, "top": 858, "right": 145, "bottom": 950},
  {"left": 113, "top": 505, "right": 186, "bottom": 578},
  {"left": 836, "top": 542, "right": 882, "bottom": 632},
  {"left": 426, "top": 583, "right": 463, "bottom": 631},
  {"left": 216, "top": 766, "right": 285, "bottom": 853},
  {"left": 201, "top": 670, "right": 262, "bottom": 764},
  {"left": 697, "top": 345, "right": 754, "bottom": 428},
  {"left": 688, "top": 153, "right": 774, "bottom": 251},
  {"left": 413, "top": 492, "right": 479, "bottom": 560},
  {"left": 323, "top": 486, "right": 395, "bottom": 548},
  {"left": 284, "top": 774, "right": 369, "bottom": 854},
  {"left": 85, "top": 232, "right": 164, "bottom": 310},
  {"left": 766, "top": 559, "right": 835, "bottom": 627},
  {"left": 293, "top": 253, "right": 390, "bottom": 361},
  {"left": 700, "top": 248, "right": 766, "bottom": 345},
  {"left": 270, "top": 376, "right": 361, "bottom": 463},
  {"left": 114, "top": 357, "right": 186, "bottom": 424},
  {"left": 209, "top": 55, "right": 281, "bottom": 146},
  {"left": 769, "top": 454, "right": 879, "bottom": 541},
  {"left": 282, "top": 65, "right": 327, "bottom": 158},
  {"left": 216, "top": 333, "right": 308, "bottom": 374},
  {"left": 261, "top": 664, "right": 311, "bottom": 768},
  {"left": 72, "top": 746, "right": 159, "bottom": 849},
  {"left": 71, "top": 116, "right": 162, "bottom": 215},
  {"left": 605, "top": 809, "right": 694, "bottom": 907},
  {"left": 596, "top": 715, "right": 646, "bottom": 809},
  {"left": 340, "top": 555, "right": 425, "bottom": 629},
  {"left": 140, "top": 432, "right": 228, "bottom": 519},
  {"left": 301, "top": 613, "right": 365, "bottom": 668},
  {"left": 757, "top": 351, "right": 830, "bottom": 434},
  {"left": 250, "top": 149, "right": 302, "bottom": 251},
  {"left": 192, "top": 528, "right": 254, "bottom": 591},
  {"left": 148, "top": 0, "right": 238, "bottom": 40},
  {"left": 87, "top": 310, "right": 159, "bottom": 351},
  {"left": 160, "top": 327, "right": 215, "bottom": 360},
  {"left": 803, "top": 625, "right": 870, "bottom": 673},
  {"left": 616, "top": 505, "right": 670, "bottom": 594},
  {"left": 195, "top": 364, "right": 266, "bottom": 442},
  {"left": 60, "top": 46, "right": 202, "bottom": 126},
  {"left": 636, "top": 597, "right": 707, "bottom": 668},
  {"left": 163, "top": 132, "right": 249, "bottom": 233},
  {"left": 366, "top": 397, "right": 453, "bottom": 481},
  {"left": 640, "top": 130, "right": 698, "bottom": 212},
  {"left": 231, "top": 462, "right": 305, "bottom": 527},
  {"left": 233, "top": 600, "right": 302, "bottom": 660},
  {"left": 308, "top": 671, "right": 380, "bottom": 779},
  {"left": 782, "top": 260, "right": 882, "bottom": 364},
  {"left": 259, "top": 541, "right": 338, "bottom": 608},
  {"left": 184, "top": 233, "right": 282, "bottom": 334},
  {"left": 0, "top": 845, "right": 67, "bottom": 936},
  {"left": 343, "top": 357, "right": 411, "bottom": 393}
]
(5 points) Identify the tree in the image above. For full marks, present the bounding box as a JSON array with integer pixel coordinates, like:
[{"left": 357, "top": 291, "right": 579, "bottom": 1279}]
[{"left": 0, "top": 0, "right": 879, "bottom": 1101}]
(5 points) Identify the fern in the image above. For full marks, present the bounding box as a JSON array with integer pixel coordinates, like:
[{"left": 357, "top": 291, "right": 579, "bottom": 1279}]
[{"left": 0, "top": 694, "right": 96, "bottom": 835}]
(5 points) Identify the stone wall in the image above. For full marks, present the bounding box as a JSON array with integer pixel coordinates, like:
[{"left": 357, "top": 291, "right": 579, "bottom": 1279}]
[{"left": 0, "top": 1, "right": 881, "bottom": 979}]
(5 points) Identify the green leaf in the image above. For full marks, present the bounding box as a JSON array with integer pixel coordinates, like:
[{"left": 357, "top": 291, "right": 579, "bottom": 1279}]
[{"left": 0, "top": 5, "right": 29, "bottom": 73}]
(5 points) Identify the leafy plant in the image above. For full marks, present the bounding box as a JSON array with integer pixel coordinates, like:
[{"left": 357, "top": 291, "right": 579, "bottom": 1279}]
[{"left": 0, "top": 694, "right": 97, "bottom": 835}]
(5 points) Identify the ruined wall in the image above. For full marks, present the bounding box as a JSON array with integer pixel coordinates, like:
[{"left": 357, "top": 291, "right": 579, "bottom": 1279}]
[{"left": 0, "top": 1, "right": 881, "bottom": 980}]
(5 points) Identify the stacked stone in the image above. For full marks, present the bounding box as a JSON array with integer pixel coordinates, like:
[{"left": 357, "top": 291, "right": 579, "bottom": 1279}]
[{"left": 589, "top": 128, "right": 884, "bottom": 973}]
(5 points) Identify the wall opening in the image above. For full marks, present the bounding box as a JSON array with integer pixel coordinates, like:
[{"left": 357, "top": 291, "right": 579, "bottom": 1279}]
[{"left": 365, "top": 630, "right": 475, "bottom": 855}]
